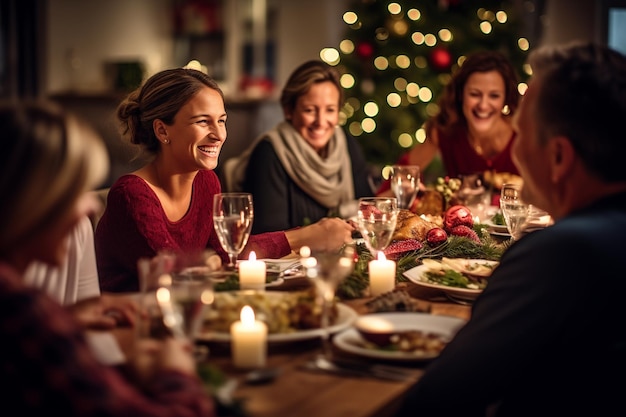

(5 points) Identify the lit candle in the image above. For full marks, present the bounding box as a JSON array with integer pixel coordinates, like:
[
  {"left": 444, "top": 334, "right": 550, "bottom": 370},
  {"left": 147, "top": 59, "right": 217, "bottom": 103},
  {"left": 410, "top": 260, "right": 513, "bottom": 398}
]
[
  {"left": 230, "top": 305, "right": 267, "bottom": 369},
  {"left": 238, "top": 251, "right": 266, "bottom": 291},
  {"left": 368, "top": 252, "right": 396, "bottom": 296}
]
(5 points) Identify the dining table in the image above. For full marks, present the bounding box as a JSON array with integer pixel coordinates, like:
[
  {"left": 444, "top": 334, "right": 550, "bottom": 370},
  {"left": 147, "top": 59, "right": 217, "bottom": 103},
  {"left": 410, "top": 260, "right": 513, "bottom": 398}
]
[{"left": 199, "top": 280, "right": 472, "bottom": 417}]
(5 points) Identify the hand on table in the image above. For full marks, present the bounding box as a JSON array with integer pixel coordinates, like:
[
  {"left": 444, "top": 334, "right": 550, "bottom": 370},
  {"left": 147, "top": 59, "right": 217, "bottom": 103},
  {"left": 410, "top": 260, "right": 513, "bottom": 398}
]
[{"left": 66, "top": 293, "right": 139, "bottom": 330}]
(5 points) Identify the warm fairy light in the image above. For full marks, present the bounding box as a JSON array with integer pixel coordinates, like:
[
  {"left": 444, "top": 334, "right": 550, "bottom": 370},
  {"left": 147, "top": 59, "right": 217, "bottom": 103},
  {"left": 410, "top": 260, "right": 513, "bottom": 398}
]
[
  {"left": 518, "top": 37, "right": 530, "bottom": 51},
  {"left": 496, "top": 11, "right": 507, "bottom": 23},
  {"left": 361, "top": 79, "right": 375, "bottom": 94},
  {"left": 339, "top": 39, "right": 354, "bottom": 54},
  {"left": 415, "top": 127, "right": 427, "bottom": 143},
  {"left": 407, "top": 8, "right": 421, "bottom": 21},
  {"left": 394, "top": 77, "right": 407, "bottom": 91},
  {"left": 364, "top": 101, "right": 379, "bottom": 117},
  {"left": 523, "top": 63, "right": 533, "bottom": 76},
  {"left": 320, "top": 48, "right": 340, "bottom": 65},
  {"left": 425, "top": 103, "right": 440, "bottom": 117},
  {"left": 438, "top": 29, "right": 452, "bottom": 42},
  {"left": 480, "top": 21, "right": 493, "bottom": 34},
  {"left": 411, "top": 32, "right": 425, "bottom": 45},
  {"left": 424, "top": 34, "right": 437, "bottom": 46},
  {"left": 392, "top": 20, "right": 409, "bottom": 36},
  {"left": 375, "top": 27, "right": 389, "bottom": 41},
  {"left": 406, "top": 82, "right": 419, "bottom": 97},
  {"left": 387, "top": 92, "right": 402, "bottom": 107},
  {"left": 360, "top": 120, "right": 376, "bottom": 135},
  {"left": 388, "top": 2, "right": 401, "bottom": 14},
  {"left": 361, "top": 118, "right": 376, "bottom": 133},
  {"left": 395, "top": 55, "right": 410, "bottom": 69},
  {"left": 343, "top": 11, "right": 358, "bottom": 25},
  {"left": 347, "top": 97, "right": 360, "bottom": 111},
  {"left": 398, "top": 133, "right": 413, "bottom": 148},
  {"left": 340, "top": 73, "right": 355, "bottom": 89},
  {"left": 414, "top": 56, "right": 427, "bottom": 68},
  {"left": 477, "top": 8, "right": 488, "bottom": 19},
  {"left": 418, "top": 87, "right": 432, "bottom": 102},
  {"left": 518, "top": 83, "right": 528, "bottom": 95},
  {"left": 374, "top": 56, "right": 389, "bottom": 70},
  {"left": 349, "top": 121, "right": 363, "bottom": 136}
]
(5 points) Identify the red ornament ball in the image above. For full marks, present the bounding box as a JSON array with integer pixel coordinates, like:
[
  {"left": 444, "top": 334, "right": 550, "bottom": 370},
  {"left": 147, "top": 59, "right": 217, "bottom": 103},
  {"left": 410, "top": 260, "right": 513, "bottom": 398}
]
[
  {"left": 356, "top": 42, "right": 374, "bottom": 59},
  {"left": 426, "top": 227, "right": 448, "bottom": 247},
  {"left": 430, "top": 47, "right": 452, "bottom": 71},
  {"left": 443, "top": 205, "right": 474, "bottom": 232}
]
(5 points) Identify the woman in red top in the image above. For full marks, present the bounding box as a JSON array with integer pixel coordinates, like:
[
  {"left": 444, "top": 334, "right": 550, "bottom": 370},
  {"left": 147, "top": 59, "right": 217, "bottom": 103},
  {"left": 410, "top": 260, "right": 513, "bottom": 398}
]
[{"left": 378, "top": 50, "right": 521, "bottom": 195}]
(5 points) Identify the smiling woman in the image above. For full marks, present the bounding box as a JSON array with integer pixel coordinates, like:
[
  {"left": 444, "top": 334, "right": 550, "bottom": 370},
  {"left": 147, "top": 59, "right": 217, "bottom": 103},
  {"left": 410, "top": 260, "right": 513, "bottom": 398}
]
[
  {"left": 95, "top": 67, "right": 356, "bottom": 293},
  {"left": 377, "top": 50, "right": 521, "bottom": 197}
]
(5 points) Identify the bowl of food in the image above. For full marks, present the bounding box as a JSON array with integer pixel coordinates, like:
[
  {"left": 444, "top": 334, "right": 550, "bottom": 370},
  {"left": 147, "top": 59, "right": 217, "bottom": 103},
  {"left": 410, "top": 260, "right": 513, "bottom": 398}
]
[{"left": 353, "top": 315, "right": 397, "bottom": 347}]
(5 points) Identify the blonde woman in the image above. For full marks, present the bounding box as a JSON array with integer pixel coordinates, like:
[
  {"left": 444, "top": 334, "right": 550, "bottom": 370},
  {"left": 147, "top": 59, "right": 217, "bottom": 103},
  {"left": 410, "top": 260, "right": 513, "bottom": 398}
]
[{"left": 0, "top": 100, "right": 213, "bottom": 416}]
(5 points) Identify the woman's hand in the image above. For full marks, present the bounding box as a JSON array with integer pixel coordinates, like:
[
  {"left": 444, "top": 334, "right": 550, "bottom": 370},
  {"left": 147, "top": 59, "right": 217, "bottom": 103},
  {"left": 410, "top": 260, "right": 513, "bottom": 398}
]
[
  {"left": 66, "top": 293, "right": 138, "bottom": 330},
  {"left": 285, "top": 217, "right": 354, "bottom": 253}
]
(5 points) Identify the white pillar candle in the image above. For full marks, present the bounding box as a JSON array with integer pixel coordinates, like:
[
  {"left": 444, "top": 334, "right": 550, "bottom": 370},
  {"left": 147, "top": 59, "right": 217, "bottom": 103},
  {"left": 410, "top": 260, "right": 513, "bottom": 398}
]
[
  {"left": 230, "top": 305, "right": 268, "bottom": 369},
  {"left": 238, "top": 251, "right": 266, "bottom": 291},
  {"left": 368, "top": 252, "right": 396, "bottom": 296}
]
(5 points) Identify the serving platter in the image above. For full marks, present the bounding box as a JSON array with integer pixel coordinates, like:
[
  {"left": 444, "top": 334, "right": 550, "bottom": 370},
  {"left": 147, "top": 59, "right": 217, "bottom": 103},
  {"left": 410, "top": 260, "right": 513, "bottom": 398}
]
[
  {"left": 198, "top": 302, "right": 357, "bottom": 343},
  {"left": 402, "top": 260, "right": 498, "bottom": 303}
]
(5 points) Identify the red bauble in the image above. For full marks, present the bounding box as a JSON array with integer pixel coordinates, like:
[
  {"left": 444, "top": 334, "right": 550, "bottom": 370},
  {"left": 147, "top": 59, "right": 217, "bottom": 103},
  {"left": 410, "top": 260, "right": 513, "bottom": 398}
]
[
  {"left": 356, "top": 42, "right": 374, "bottom": 59},
  {"left": 443, "top": 205, "right": 474, "bottom": 232},
  {"left": 426, "top": 227, "right": 448, "bottom": 247},
  {"left": 430, "top": 47, "right": 452, "bottom": 71}
]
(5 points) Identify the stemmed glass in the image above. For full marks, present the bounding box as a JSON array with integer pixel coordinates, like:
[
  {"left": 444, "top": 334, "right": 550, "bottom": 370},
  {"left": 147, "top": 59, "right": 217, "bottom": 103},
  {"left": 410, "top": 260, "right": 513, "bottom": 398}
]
[
  {"left": 499, "top": 183, "right": 530, "bottom": 241},
  {"left": 213, "top": 193, "right": 254, "bottom": 269},
  {"left": 300, "top": 245, "right": 356, "bottom": 361},
  {"left": 390, "top": 165, "right": 420, "bottom": 209},
  {"left": 356, "top": 197, "right": 398, "bottom": 258},
  {"left": 137, "top": 251, "right": 216, "bottom": 361}
]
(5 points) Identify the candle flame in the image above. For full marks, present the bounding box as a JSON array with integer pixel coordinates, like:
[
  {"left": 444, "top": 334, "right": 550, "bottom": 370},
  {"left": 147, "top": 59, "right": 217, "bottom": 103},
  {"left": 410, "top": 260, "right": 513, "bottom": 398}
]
[
  {"left": 377, "top": 252, "right": 387, "bottom": 261},
  {"left": 248, "top": 251, "right": 257, "bottom": 261},
  {"left": 241, "top": 305, "right": 255, "bottom": 325}
]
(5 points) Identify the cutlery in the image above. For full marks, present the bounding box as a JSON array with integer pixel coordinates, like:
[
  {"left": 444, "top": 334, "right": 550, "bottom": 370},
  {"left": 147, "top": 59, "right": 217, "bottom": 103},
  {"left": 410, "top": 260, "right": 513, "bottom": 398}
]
[{"left": 302, "top": 355, "right": 416, "bottom": 382}]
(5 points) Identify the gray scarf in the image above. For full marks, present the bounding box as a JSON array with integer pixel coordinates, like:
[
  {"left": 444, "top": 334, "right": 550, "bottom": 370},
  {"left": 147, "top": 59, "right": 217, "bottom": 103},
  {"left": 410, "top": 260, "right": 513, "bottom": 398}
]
[{"left": 227, "top": 121, "right": 354, "bottom": 209}]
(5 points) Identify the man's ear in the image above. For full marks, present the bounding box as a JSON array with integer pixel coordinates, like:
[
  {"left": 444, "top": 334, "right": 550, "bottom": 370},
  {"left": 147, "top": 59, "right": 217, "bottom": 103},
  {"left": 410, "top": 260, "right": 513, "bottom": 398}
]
[
  {"left": 153, "top": 119, "right": 168, "bottom": 142},
  {"left": 550, "top": 136, "right": 576, "bottom": 183}
]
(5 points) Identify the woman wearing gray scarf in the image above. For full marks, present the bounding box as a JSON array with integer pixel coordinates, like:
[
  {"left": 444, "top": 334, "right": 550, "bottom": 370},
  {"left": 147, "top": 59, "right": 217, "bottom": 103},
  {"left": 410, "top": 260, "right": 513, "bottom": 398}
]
[{"left": 228, "top": 60, "right": 373, "bottom": 233}]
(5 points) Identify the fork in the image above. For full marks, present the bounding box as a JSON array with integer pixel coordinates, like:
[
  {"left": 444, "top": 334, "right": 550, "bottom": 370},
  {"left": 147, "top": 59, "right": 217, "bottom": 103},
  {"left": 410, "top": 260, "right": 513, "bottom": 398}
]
[{"left": 302, "top": 355, "right": 416, "bottom": 382}]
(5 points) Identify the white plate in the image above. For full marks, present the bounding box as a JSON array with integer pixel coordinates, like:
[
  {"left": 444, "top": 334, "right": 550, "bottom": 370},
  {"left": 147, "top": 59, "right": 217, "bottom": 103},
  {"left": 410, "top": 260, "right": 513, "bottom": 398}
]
[
  {"left": 403, "top": 262, "right": 497, "bottom": 302},
  {"left": 482, "top": 218, "right": 509, "bottom": 233},
  {"left": 198, "top": 303, "right": 357, "bottom": 343},
  {"left": 333, "top": 313, "right": 466, "bottom": 361}
]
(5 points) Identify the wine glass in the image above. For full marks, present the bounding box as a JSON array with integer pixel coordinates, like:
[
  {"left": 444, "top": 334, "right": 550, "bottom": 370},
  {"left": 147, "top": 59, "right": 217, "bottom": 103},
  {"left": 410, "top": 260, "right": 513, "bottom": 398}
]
[
  {"left": 300, "top": 245, "right": 355, "bottom": 361},
  {"left": 499, "top": 183, "right": 530, "bottom": 241},
  {"left": 390, "top": 165, "right": 420, "bottom": 209},
  {"left": 213, "top": 193, "right": 254, "bottom": 269},
  {"left": 356, "top": 197, "right": 398, "bottom": 258}
]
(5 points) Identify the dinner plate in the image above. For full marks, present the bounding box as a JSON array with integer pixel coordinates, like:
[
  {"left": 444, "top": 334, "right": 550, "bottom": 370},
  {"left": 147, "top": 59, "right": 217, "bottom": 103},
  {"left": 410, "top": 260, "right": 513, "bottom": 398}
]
[
  {"left": 198, "top": 303, "right": 357, "bottom": 343},
  {"left": 482, "top": 218, "right": 509, "bottom": 233},
  {"left": 402, "top": 262, "right": 497, "bottom": 302},
  {"left": 333, "top": 313, "right": 466, "bottom": 361}
]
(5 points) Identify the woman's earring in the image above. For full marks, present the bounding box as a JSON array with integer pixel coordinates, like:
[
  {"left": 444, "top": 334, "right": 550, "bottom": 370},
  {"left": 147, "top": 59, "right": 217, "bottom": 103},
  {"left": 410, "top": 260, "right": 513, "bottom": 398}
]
[
  {"left": 163, "top": 139, "right": 170, "bottom": 144},
  {"left": 501, "top": 105, "right": 510, "bottom": 115}
]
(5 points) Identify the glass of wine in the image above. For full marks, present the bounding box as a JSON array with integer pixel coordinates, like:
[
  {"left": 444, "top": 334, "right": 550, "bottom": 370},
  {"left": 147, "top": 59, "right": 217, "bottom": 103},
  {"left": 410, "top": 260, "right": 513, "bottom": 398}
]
[
  {"left": 499, "top": 183, "right": 530, "bottom": 241},
  {"left": 300, "top": 245, "right": 355, "bottom": 360},
  {"left": 213, "top": 193, "right": 254, "bottom": 269},
  {"left": 356, "top": 197, "right": 398, "bottom": 258},
  {"left": 390, "top": 165, "right": 420, "bottom": 210}
]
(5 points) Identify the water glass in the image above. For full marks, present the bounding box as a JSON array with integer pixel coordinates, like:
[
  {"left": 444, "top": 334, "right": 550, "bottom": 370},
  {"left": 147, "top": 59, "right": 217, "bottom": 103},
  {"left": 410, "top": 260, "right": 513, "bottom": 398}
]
[
  {"left": 356, "top": 197, "right": 398, "bottom": 258},
  {"left": 390, "top": 165, "right": 420, "bottom": 210},
  {"left": 213, "top": 193, "right": 254, "bottom": 269},
  {"left": 499, "top": 183, "right": 530, "bottom": 240}
]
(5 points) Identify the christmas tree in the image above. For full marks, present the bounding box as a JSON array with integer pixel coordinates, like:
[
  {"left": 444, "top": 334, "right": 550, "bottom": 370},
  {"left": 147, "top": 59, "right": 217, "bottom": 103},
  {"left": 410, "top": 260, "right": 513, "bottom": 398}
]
[{"left": 332, "top": 0, "right": 530, "bottom": 180}]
